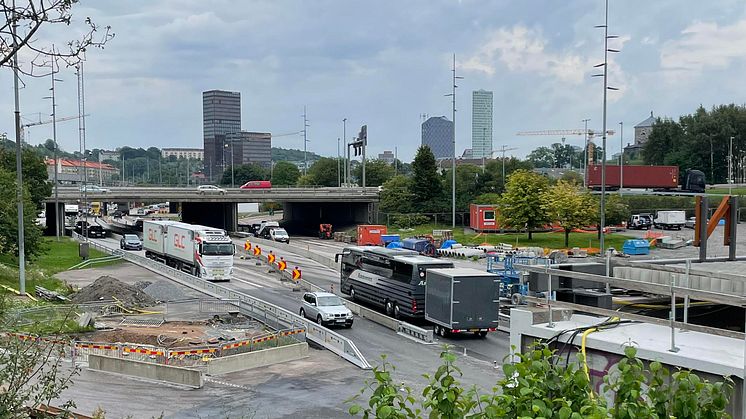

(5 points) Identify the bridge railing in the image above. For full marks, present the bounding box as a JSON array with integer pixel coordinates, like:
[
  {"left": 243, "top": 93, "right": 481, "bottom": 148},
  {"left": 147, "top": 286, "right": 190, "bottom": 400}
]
[{"left": 75, "top": 236, "right": 372, "bottom": 370}]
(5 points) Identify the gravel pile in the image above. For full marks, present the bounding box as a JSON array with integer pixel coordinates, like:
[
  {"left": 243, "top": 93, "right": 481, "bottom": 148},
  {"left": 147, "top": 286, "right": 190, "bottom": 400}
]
[
  {"left": 142, "top": 280, "right": 191, "bottom": 302},
  {"left": 71, "top": 276, "right": 156, "bottom": 308},
  {"left": 134, "top": 281, "right": 153, "bottom": 290}
]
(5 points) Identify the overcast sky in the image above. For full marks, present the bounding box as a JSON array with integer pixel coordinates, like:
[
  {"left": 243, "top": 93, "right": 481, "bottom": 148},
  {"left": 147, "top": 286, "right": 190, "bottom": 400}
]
[{"left": 2, "top": 0, "right": 746, "bottom": 161}]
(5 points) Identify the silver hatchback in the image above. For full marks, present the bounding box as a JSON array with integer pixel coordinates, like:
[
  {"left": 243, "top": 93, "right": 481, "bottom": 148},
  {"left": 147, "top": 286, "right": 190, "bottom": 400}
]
[{"left": 299, "top": 292, "right": 353, "bottom": 328}]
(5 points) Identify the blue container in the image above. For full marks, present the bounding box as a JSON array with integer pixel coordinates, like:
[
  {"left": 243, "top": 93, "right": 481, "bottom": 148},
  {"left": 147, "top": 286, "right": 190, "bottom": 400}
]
[
  {"left": 381, "top": 234, "right": 401, "bottom": 245},
  {"left": 440, "top": 239, "right": 458, "bottom": 249},
  {"left": 386, "top": 241, "right": 403, "bottom": 249},
  {"left": 402, "top": 238, "right": 429, "bottom": 253},
  {"left": 623, "top": 239, "right": 650, "bottom": 255}
]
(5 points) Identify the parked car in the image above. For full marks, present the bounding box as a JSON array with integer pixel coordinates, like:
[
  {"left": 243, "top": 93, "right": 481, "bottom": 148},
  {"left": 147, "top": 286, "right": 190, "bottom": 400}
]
[
  {"left": 197, "top": 185, "right": 226, "bottom": 195},
  {"left": 120, "top": 234, "right": 142, "bottom": 251},
  {"left": 79, "top": 184, "right": 109, "bottom": 193},
  {"left": 299, "top": 292, "right": 353, "bottom": 328},
  {"left": 628, "top": 214, "right": 653, "bottom": 230}
]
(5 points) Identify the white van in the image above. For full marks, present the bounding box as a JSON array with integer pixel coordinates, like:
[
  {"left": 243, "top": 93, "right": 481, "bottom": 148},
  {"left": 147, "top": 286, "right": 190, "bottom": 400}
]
[{"left": 269, "top": 228, "right": 290, "bottom": 244}]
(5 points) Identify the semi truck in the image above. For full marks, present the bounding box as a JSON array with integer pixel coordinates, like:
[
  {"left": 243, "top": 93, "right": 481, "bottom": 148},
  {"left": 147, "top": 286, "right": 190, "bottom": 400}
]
[
  {"left": 143, "top": 220, "right": 235, "bottom": 281},
  {"left": 425, "top": 268, "right": 500, "bottom": 338},
  {"left": 587, "top": 165, "right": 705, "bottom": 193}
]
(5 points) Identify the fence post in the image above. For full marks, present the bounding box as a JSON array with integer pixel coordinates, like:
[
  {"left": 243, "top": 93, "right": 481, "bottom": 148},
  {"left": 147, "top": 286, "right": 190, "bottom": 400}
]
[{"left": 669, "top": 273, "right": 679, "bottom": 353}]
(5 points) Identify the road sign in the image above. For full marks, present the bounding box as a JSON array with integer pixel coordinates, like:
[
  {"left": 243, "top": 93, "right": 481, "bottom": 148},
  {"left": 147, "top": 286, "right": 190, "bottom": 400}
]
[
  {"left": 291, "top": 267, "right": 301, "bottom": 281},
  {"left": 268, "top": 252, "right": 276, "bottom": 264},
  {"left": 278, "top": 259, "right": 287, "bottom": 271},
  {"left": 244, "top": 241, "right": 251, "bottom": 251},
  {"left": 253, "top": 246, "right": 261, "bottom": 256}
]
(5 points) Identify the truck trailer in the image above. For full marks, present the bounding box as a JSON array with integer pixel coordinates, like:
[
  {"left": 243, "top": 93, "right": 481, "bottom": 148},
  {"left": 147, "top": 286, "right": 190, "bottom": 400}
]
[
  {"left": 143, "top": 220, "right": 235, "bottom": 281},
  {"left": 425, "top": 268, "right": 500, "bottom": 337},
  {"left": 586, "top": 165, "right": 705, "bottom": 193},
  {"left": 654, "top": 210, "right": 686, "bottom": 230}
]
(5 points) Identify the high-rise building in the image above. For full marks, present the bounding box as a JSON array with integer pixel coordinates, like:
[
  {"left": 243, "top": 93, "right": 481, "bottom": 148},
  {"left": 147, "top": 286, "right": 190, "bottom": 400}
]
[
  {"left": 471, "top": 89, "right": 493, "bottom": 159},
  {"left": 203, "top": 90, "right": 241, "bottom": 180},
  {"left": 421, "top": 116, "right": 453, "bottom": 159},
  {"left": 224, "top": 131, "right": 272, "bottom": 170}
]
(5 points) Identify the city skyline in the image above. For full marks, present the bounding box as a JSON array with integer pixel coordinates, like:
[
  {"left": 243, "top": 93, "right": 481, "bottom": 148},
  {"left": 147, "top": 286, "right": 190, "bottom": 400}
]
[{"left": 1, "top": 1, "right": 745, "bottom": 162}]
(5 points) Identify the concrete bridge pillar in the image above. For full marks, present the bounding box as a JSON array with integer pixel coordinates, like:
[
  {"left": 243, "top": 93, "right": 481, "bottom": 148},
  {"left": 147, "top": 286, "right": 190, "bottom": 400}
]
[{"left": 44, "top": 202, "right": 66, "bottom": 236}]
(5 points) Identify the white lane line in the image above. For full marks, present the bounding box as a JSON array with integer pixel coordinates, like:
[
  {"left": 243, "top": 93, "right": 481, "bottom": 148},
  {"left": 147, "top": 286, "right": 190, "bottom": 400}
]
[
  {"left": 231, "top": 267, "right": 276, "bottom": 288},
  {"left": 228, "top": 276, "right": 262, "bottom": 289}
]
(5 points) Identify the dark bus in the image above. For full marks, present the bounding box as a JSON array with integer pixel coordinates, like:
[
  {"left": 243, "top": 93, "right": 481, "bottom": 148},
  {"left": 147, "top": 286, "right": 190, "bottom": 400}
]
[{"left": 336, "top": 246, "right": 454, "bottom": 319}]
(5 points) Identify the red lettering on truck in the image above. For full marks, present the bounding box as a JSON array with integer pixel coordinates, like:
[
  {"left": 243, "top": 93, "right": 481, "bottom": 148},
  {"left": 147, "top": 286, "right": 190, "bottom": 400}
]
[
  {"left": 148, "top": 229, "right": 157, "bottom": 242},
  {"left": 174, "top": 234, "right": 186, "bottom": 249}
]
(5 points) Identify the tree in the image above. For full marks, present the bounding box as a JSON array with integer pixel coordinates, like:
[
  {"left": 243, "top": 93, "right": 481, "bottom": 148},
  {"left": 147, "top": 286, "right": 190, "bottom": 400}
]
[
  {"left": 411, "top": 146, "right": 443, "bottom": 212},
  {"left": 441, "top": 164, "right": 483, "bottom": 210},
  {"left": 352, "top": 159, "right": 395, "bottom": 187},
  {"left": 474, "top": 192, "right": 501, "bottom": 205},
  {"left": 379, "top": 175, "right": 414, "bottom": 214},
  {"left": 223, "top": 164, "right": 268, "bottom": 186},
  {"left": 306, "top": 157, "right": 341, "bottom": 187},
  {"left": 271, "top": 161, "right": 300, "bottom": 186},
  {"left": 499, "top": 170, "right": 550, "bottom": 240},
  {"left": 527, "top": 146, "right": 555, "bottom": 168},
  {"left": 0, "top": 167, "right": 42, "bottom": 258},
  {"left": 542, "top": 180, "right": 598, "bottom": 247},
  {"left": 560, "top": 170, "right": 584, "bottom": 185},
  {"left": 0, "top": 145, "right": 51, "bottom": 208},
  {"left": 603, "top": 194, "right": 631, "bottom": 226}
]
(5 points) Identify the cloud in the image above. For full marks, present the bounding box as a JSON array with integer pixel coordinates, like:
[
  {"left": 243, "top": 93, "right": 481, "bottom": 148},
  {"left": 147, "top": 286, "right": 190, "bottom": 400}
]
[
  {"left": 661, "top": 19, "right": 746, "bottom": 75},
  {"left": 461, "top": 25, "right": 594, "bottom": 85}
]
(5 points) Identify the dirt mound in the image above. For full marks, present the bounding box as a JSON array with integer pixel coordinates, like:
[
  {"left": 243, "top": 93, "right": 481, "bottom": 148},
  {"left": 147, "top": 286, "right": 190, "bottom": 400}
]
[{"left": 71, "top": 276, "right": 156, "bottom": 308}]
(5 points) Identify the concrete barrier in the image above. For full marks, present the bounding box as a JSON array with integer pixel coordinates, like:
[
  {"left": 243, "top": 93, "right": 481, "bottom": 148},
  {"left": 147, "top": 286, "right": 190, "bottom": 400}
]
[
  {"left": 206, "top": 342, "right": 308, "bottom": 375},
  {"left": 343, "top": 300, "right": 400, "bottom": 330},
  {"left": 88, "top": 354, "right": 203, "bottom": 388}
]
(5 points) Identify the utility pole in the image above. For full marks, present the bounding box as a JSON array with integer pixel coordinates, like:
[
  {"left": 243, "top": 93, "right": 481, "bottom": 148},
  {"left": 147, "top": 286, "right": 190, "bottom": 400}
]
[
  {"left": 337, "top": 137, "right": 341, "bottom": 187},
  {"left": 730, "top": 136, "right": 734, "bottom": 195},
  {"left": 302, "top": 106, "right": 309, "bottom": 175},
  {"left": 582, "top": 118, "right": 590, "bottom": 187},
  {"left": 619, "top": 122, "right": 624, "bottom": 196},
  {"left": 78, "top": 62, "right": 88, "bottom": 240},
  {"left": 445, "top": 54, "right": 463, "bottom": 228},
  {"left": 12, "top": 0, "right": 27, "bottom": 294},
  {"left": 342, "top": 118, "right": 347, "bottom": 185},
  {"left": 50, "top": 59, "right": 61, "bottom": 241},
  {"left": 362, "top": 127, "right": 367, "bottom": 188}
]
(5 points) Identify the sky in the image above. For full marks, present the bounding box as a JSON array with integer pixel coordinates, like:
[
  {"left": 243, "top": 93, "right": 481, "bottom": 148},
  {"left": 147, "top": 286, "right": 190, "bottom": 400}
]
[{"left": 2, "top": 0, "right": 746, "bottom": 162}]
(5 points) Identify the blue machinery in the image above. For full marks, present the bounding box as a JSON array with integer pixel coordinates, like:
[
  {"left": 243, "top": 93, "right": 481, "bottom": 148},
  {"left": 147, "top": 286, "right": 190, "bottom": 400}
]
[{"left": 486, "top": 254, "right": 550, "bottom": 299}]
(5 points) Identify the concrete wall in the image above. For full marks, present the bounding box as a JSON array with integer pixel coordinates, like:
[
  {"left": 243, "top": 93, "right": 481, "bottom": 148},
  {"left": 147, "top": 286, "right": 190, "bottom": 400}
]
[
  {"left": 282, "top": 202, "right": 373, "bottom": 234},
  {"left": 88, "top": 354, "right": 203, "bottom": 388},
  {"left": 206, "top": 342, "right": 308, "bottom": 375}
]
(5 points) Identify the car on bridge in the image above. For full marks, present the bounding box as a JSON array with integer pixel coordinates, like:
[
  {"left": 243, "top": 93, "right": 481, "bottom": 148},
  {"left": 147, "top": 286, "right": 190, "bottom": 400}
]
[
  {"left": 240, "top": 180, "right": 271, "bottom": 189},
  {"left": 120, "top": 234, "right": 143, "bottom": 251},
  {"left": 300, "top": 292, "right": 353, "bottom": 328},
  {"left": 197, "top": 185, "right": 226, "bottom": 195},
  {"left": 79, "top": 184, "right": 109, "bottom": 194}
]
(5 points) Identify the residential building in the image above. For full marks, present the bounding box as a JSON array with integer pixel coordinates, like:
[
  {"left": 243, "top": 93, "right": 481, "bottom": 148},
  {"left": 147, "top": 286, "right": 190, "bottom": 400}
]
[
  {"left": 46, "top": 158, "right": 119, "bottom": 185},
  {"left": 378, "top": 150, "right": 395, "bottom": 164},
  {"left": 98, "top": 150, "right": 119, "bottom": 161},
  {"left": 421, "top": 116, "right": 453, "bottom": 159},
  {"left": 203, "top": 90, "right": 241, "bottom": 180},
  {"left": 471, "top": 89, "right": 493, "bottom": 159},
  {"left": 223, "top": 131, "right": 272, "bottom": 170},
  {"left": 162, "top": 148, "right": 204, "bottom": 160}
]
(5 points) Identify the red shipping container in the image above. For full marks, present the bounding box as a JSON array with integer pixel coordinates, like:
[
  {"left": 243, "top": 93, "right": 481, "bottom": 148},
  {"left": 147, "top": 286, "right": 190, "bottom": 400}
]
[
  {"left": 470, "top": 204, "right": 500, "bottom": 231},
  {"left": 587, "top": 165, "right": 678, "bottom": 189},
  {"left": 357, "top": 225, "right": 388, "bottom": 246}
]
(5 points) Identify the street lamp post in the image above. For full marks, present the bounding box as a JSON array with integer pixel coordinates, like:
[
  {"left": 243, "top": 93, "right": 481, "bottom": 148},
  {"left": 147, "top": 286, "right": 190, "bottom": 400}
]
[
  {"left": 337, "top": 137, "right": 341, "bottom": 187},
  {"left": 224, "top": 142, "right": 234, "bottom": 188},
  {"left": 43, "top": 65, "right": 63, "bottom": 241},
  {"left": 12, "top": 5, "right": 27, "bottom": 294},
  {"left": 582, "top": 118, "right": 590, "bottom": 187},
  {"left": 445, "top": 54, "right": 463, "bottom": 228},
  {"left": 729, "top": 136, "right": 734, "bottom": 195},
  {"left": 619, "top": 121, "right": 624, "bottom": 195},
  {"left": 342, "top": 118, "right": 347, "bottom": 186}
]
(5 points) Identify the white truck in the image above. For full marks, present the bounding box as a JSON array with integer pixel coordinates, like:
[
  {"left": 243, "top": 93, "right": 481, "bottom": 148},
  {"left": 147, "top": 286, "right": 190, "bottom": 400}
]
[
  {"left": 143, "top": 220, "right": 235, "bottom": 281},
  {"left": 257, "top": 221, "right": 280, "bottom": 238},
  {"left": 654, "top": 210, "right": 686, "bottom": 230}
]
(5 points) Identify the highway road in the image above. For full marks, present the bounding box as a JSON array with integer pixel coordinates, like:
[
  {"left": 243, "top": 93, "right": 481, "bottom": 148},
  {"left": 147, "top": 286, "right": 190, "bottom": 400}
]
[{"left": 90, "top": 235, "right": 509, "bottom": 392}]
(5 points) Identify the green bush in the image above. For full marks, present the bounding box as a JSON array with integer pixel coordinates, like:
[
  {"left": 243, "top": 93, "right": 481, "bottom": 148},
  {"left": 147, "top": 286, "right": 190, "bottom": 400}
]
[
  {"left": 390, "top": 214, "right": 430, "bottom": 229},
  {"left": 348, "top": 345, "right": 733, "bottom": 418}
]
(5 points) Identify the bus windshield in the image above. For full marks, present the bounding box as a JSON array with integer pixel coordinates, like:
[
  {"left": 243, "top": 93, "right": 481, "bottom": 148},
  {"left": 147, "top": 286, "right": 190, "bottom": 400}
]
[{"left": 201, "top": 243, "right": 234, "bottom": 256}]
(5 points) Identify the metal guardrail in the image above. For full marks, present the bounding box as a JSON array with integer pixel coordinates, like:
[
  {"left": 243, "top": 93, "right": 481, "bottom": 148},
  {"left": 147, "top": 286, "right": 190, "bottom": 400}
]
[{"left": 80, "top": 237, "right": 372, "bottom": 370}]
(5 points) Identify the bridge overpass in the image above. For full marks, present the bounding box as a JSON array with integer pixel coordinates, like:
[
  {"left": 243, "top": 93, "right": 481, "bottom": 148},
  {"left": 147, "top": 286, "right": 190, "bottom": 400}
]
[{"left": 44, "top": 186, "right": 380, "bottom": 233}]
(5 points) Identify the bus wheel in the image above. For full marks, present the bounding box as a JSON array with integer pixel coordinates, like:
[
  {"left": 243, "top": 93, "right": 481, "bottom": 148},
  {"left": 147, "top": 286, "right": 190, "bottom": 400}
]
[
  {"left": 350, "top": 287, "right": 357, "bottom": 301},
  {"left": 385, "top": 300, "right": 394, "bottom": 317},
  {"left": 393, "top": 304, "right": 401, "bottom": 319}
]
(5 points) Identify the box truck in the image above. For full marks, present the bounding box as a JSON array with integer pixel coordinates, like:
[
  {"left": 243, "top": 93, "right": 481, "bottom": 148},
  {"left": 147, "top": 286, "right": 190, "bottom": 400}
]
[
  {"left": 654, "top": 210, "right": 686, "bottom": 230},
  {"left": 143, "top": 220, "right": 234, "bottom": 281},
  {"left": 425, "top": 268, "right": 500, "bottom": 338}
]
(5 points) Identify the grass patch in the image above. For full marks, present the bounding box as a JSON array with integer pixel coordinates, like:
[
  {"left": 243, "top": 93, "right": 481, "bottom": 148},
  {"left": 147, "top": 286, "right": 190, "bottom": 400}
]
[
  {"left": 374, "top": 224, "right": 633, "bottom": 251},
  {"left": 0, "top": 237, "right": 120, "bottom": 296},
  {"left": 707, "top": 187, "right": 746, "bottom": 196}
]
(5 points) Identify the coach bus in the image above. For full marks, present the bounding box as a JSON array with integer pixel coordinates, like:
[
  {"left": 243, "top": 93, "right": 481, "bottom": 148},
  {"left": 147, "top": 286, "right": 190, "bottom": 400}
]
[{"left": 335, "top": 246, "right": 453, "bottom": 319}]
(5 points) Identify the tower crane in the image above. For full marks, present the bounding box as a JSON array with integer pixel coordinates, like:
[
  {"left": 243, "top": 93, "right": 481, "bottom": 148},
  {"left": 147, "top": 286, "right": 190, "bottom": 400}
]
[{"left": 21, "top": 114, "right": 89, "bottom": 143}]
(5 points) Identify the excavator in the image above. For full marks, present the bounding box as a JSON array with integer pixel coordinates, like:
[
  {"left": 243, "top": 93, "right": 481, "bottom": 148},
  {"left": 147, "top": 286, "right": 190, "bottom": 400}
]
[{"left": 319, "top": 224, "right": 333, "bottom": 239}]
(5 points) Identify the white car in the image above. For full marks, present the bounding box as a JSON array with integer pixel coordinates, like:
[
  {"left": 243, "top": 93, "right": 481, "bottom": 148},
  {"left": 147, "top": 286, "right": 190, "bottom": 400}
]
[
  {"left": 299, "top": 292, "right": 353, "bottom": 328},
  {"left": 79, "top": 184, "right": 109, "bottom": 193},
  {"left": 197, "top": 185, "right": 226, "bottom": 195}
]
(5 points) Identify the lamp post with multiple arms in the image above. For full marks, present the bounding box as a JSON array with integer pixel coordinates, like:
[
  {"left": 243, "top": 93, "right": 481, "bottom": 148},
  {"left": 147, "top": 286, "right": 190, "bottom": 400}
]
[{"left": 445, "top": 54, "right": 463, "bottom": 228}]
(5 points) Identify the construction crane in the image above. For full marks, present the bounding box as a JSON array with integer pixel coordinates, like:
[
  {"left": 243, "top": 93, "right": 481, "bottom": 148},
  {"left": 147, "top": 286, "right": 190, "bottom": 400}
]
[
  {"left": 21, "top": 114, "right": 89, "bottom": 143},
  {"left": 516, "top": 129, "right": 614, "bottom": 138}
]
